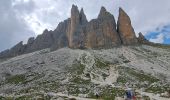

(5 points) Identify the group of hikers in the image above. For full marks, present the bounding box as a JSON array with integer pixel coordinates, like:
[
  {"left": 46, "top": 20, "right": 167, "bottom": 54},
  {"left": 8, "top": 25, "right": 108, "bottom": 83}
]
[
  {"left": 124, "top": 88, "right": 136, "bottom": 100},
  {"left": 94, "top": 84, "right": 136, "bottom": 100}
]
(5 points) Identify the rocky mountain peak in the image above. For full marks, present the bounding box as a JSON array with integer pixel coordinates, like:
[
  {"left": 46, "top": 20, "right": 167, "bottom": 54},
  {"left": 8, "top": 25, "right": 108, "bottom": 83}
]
[
  {"left": 117, "top": 7, "right": 138, "bottom": 45},
  {"left": 138, "top": 32, "right": 145, "bottom": 39},
  {"left": 119, "top": 7, "right": 125, "bottom": 15},
  {"left": 71, "top": 4, "right": 80, "bottom": 18},
  {"left": 138, "top": 32, "right": 149, "bottom": 43},
  {"left": 43, "top": 29, "right": 49, "bottom": 34},
  {"left": 80, "top": 8, "right": 88, "bottom": 25},
  {"left": 98, "top": 6, "right": 107, "bottom": 18},
  {"left": 27, "top": 37, "right": 35, "bottom": 45}
]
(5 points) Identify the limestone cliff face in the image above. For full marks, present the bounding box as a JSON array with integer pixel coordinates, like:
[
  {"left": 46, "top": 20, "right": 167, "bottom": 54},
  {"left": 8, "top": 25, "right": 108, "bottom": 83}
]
[
  {"left": 0, "top": 5, "right": 148, "bottom": 59},
  {"left": 68, "top": 5, "right": 88, "bottom": 48},
  {"left": 117, "top": 8, "right": 138, "bottom": 45},
  {"left": 85, "top": 7, "right": 121, "bottom": 48},
  {"left": 0, "top": 41, "right": 25, "bottom": 58},
  {"left": 86, "top": 7, "right": 121, "bottom": 48},
  {"left": 51, "top": 19, "right": 70, "bottom": 50},
  {"left": 28, "top": 29, "right": 54, "bottom": 52}
]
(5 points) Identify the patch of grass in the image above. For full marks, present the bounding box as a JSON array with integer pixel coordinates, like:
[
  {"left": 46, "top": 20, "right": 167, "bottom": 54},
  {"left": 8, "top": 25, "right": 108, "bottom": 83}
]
[
  {"left": 88, "top": 86, "right": 125, "bottom": 100},
  {"left": 1, "top": 96, "right": 14, "bottom": 100},
  {"left": 18, "top": 86, "right": 38, "bottom": 94},
  {"left": 67, "top": 84, "right": 89, "bottom": 96},
  {"left": 125, "top": 67, "right": 159, "bottom": 83},
  {"left": 15, "top": 95, "right": 32, "bottom": 100},
  {"left": 145, "top": 86, "right": 163, "bottom": 94},
  {"left": 117, "top": 76, "right": 127, "bottom": 83},
  {"left": 70, "top": 61, "right": 85, "bottom": 75},
  {"left": 0, "top": 96, "right": 5, "bottom": 100},
  {"left": 6, "top": 74, "right": 26, "bottom": 84},
  {"left": 23, "top": 73, "right": 45, "bottom": 84},
  {"left": 142, "top": 96, "right": 150, "bottom": 100},
  {"left": 70, "top": 76, "right": 90, "bottom": 84},
  {"left": 14, "top": 93, "right": 46, "bottom": 100},
  {"left": 145, "top": 84, "right": 170, "bottom": 94},
  {"left": 119, "top": 66, "right": 159, "bottom": 83},
  {"left": 95, "top": 58, "right": 109, "bottom": 68}
]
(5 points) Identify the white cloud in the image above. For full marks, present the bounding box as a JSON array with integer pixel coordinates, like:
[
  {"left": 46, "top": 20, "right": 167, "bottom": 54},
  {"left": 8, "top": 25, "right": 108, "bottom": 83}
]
[
  {"left": 150, "top": 34, "right": 164, "bottom": 43},
  {"left": 23, "top": 0, "right": 170, "bottom": 36}
]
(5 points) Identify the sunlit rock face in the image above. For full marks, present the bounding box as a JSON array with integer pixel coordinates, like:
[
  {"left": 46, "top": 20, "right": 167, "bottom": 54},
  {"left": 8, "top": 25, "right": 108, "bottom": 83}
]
[
  {"left": 117, "top": 8, "right": 138, "bottom": 45},
  {"left": 85, "top": 7, "right": 121, "bottom": 48}
]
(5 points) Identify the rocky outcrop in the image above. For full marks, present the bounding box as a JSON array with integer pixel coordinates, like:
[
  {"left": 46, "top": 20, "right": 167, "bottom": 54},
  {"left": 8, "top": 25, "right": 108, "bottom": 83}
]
[
  {"left": 27, "top": 37, "right": 35, "bottom": 45},
  {"left": 0, "top": 5, "right": 149, "bottom": 59},
  {"left": 51, "top": 19, "right": 70, "bottom": 50},
  {"left": 67, "top": 5, "right": 88, "bottom": 48},
  {"left": 117, "top": 8, "right": 138, "bottom": 45},
  {"left": 27, "top": 29, "right": 54, "bottom": 52},
  {"left": 0, "top": 41, "right": 25, "bottom": 59},
  {"left": 80, "top": 8, "right": 88, "bottom": 25},
  {"left": 138, "top": 32, "right": 149, "bottom": 44},
  {"left": 85, "top": 7, "right": 121, "bottom": 48}
]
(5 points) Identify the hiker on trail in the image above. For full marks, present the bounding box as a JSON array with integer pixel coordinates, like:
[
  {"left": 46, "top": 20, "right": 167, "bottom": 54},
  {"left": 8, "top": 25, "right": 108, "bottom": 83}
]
[
  {"left": 94, "top": 88, "right": 100, "bottom": 99},
  {"left": 126, "top": 89, "right": 132, "bottom": 100},
  {"left": 125, "top": 88, "right": 136, "bottom": 100},
  {"left": 95, "top": 91, "right": 99, "bottom": 99}
]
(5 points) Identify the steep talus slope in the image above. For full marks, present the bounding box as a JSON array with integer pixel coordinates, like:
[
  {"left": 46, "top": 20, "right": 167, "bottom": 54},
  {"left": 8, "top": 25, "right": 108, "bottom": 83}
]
[{"left": 0, "top": 45, "right": 170, "bottom": 99}]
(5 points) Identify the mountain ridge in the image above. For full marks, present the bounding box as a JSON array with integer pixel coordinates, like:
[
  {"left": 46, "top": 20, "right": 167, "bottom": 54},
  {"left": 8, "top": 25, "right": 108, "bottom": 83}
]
[{"left": 0, "top": 5, "right": 150, "bottom": 59}]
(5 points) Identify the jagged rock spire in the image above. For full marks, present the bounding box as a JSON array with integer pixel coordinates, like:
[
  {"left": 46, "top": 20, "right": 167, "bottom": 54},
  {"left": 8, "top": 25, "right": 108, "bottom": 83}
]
[
  {"left": 71, "top": 4, "right": 80, "bottom": 26},
  {"left": 43, "top": 29, "right": 49, "bottom": 34},
  {"left": 69, "top": 5, "right": 80, "bottom": 47},
  {"left": 85, "top": 6, "right": 121, "bottom": 48},
  {"left": 80, "top": 8, "right": 88, "bottom": 25},
  {"left": 138, "top": 32, "right": 149, "bottom": 43},
  {"left": 117, "top": 7, "right": 138, "bottom": 45},
  {"left": 98, "top": 6, "right": 107, "bottom": 18}
]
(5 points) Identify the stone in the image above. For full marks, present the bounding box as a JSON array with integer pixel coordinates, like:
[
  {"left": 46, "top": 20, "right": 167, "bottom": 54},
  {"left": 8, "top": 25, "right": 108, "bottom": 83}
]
[{"left": 117, "top": 7, "right": 138, "bottom": 45}]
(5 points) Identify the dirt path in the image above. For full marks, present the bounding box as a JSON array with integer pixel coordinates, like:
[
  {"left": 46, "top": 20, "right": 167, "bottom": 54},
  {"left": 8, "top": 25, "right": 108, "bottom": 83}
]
[{"left": 105, "top": 65, "right": 119, "bottom": 85}]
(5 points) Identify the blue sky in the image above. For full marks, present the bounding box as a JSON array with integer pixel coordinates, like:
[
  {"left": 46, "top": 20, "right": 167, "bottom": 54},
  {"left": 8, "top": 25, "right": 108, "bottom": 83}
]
[
  {"left": 0, "top": 0, "right": 170, "bottom": 51},
  {"left": 146, "top": 25, "right": 170, "bottom": 44}
]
